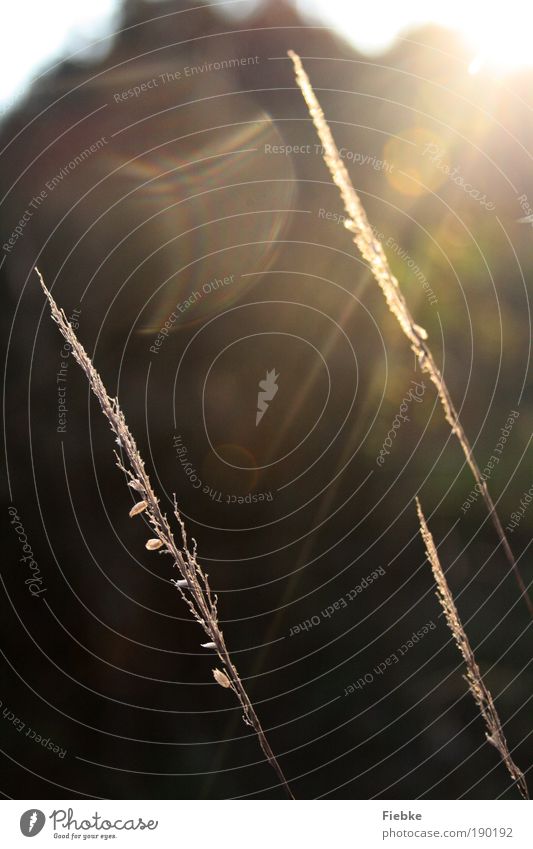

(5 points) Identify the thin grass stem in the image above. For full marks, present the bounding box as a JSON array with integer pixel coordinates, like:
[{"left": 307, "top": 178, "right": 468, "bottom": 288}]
[
  {"left": 288, "top": 50, "right": 532, "bottom": 621},
  {"left": 416, "top": 498, "right": 528, "bottom": 799},
  {"left": 36, "top": 267, "right": 294, "bottom": 800}
]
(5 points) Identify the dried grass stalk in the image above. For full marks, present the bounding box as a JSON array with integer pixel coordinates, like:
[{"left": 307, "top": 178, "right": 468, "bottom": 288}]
[
  {"left": 416, "top": 498, "right": 529, "bottom": 799},
  {"left": 288, "top": 51, "right": 533, "bottom": 620},
  {"left": 36, "top": 268, "right": 294, "bottom": 800}
]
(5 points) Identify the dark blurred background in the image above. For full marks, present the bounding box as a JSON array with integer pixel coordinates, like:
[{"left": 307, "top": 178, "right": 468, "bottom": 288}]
[{"left": 1, "top": 0, "right": 532, "bottom": 800}]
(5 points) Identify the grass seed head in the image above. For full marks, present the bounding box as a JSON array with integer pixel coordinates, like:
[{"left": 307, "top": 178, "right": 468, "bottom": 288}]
[
  {"left": 213, "top": 668, "right": 232, "bottom": 689},
  {"left": 129, "top": 500, "right": 148, "bottom": 517}
]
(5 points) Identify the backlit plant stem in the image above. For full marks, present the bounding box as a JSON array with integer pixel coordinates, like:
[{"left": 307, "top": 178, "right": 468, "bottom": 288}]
[
  {"left": 416, "top": 499, "right": 529, "bottom": 800},
  {"left": 36, "top": 267, "right": 294, "bottom": 800},
  {"left": 288, "top": 50, "right": 532, "bottom": 620}
]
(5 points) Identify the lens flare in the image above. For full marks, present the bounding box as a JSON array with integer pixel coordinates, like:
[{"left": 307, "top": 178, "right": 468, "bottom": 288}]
[{"left": 120, "top": 113, "right": 296, "bottom": 333}]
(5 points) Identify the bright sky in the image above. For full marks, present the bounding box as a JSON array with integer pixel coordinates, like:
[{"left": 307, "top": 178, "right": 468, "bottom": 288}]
[
  {"left": 0, "top": 0, "right": 120, "bottom": 111},
  {"left": 1, "top": 0, "right": 532, "bottom": 112},
  {"left": 301, "top": 0, "right": 533, "bottom": 73}
]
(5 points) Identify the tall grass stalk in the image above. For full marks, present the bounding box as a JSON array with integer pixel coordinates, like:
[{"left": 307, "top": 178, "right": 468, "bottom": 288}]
[
  {"left": 416, "top": 498, "right": 529, "bottom": 799},
  {"left": 36, "top": 268, "right": 294, "bottom": 800},
  {"left": 288, "top": 51, "right": 532, "bottom": 620}
]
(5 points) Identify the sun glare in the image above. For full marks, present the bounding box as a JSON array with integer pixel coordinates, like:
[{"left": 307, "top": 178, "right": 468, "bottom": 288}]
[
  {"left": 303, "top": 0, "right": 533, "bottom": 75},
  {"left": 463, "top": 7, "right": 533, "bottom": 74}
]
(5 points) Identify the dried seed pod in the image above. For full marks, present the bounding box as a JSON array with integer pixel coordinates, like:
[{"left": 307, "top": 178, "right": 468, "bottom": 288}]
[
  {"left": 129, "top": 500, "right": 148, "bottom": 518},
  {"left": 213, "top": 668, "right": 231, "bottom": 689},
  {"left": 201, "top": 641, "right": 216, "bottom": 649},
  {"left": 146, "top": 538, "right": 163, "bottom": 550}
]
